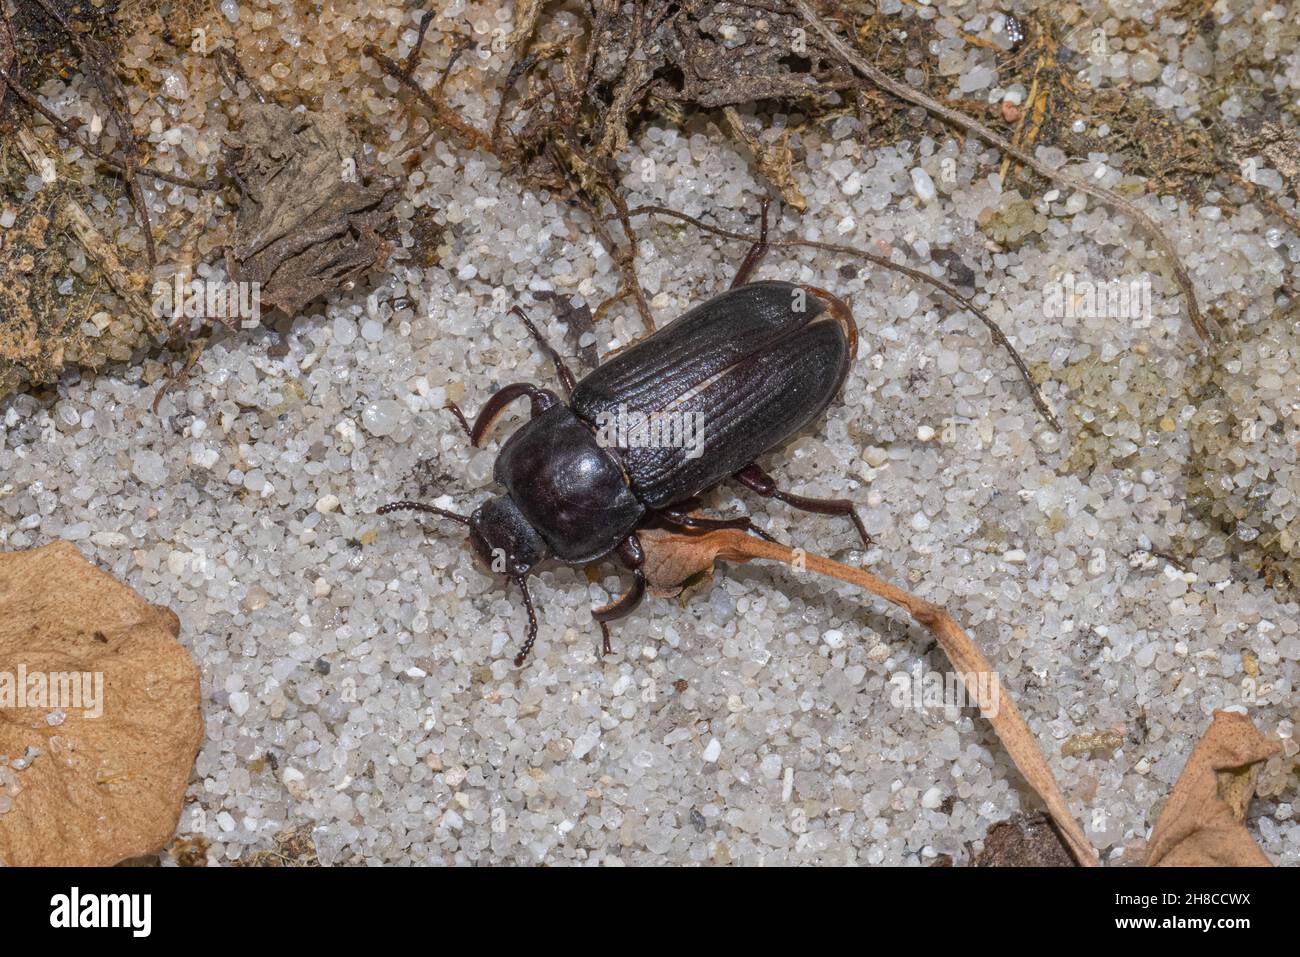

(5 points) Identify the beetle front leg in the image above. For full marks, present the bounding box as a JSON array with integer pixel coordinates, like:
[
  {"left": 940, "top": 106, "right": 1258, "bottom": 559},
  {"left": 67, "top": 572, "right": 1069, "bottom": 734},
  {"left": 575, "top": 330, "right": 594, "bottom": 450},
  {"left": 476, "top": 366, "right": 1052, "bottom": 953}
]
[
  {"left": 445, "top": 382, "right": 558, "bottom": 448},
  {"left": 733, "top": 463, "right": 872, "bottom": 547},
  {"left": 729, "top": 196, "right": 771, "bottom": 289},
  {"left": 592, "top": 534, "right": 646, "bottom": 656}
]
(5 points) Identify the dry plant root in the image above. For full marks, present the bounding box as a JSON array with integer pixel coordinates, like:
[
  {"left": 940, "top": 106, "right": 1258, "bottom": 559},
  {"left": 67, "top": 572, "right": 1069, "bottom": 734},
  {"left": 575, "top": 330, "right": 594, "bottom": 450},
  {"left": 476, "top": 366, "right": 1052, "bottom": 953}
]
[{"left": 621, "top": 204, "right": 1062, "bottom": 432}]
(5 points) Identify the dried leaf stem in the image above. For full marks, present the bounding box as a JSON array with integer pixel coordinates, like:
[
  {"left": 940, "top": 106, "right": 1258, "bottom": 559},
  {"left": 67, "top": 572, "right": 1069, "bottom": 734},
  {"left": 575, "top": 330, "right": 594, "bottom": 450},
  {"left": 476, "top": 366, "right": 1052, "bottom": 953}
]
[{"left": 646, "top": 526, "right": 1100, "bottom": 866}]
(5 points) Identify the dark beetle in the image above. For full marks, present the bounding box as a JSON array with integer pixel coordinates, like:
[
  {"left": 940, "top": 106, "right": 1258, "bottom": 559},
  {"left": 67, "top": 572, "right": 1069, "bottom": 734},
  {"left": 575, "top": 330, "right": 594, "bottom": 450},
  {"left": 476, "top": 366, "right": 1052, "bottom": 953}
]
[{"left": 381, "top": 204, "right": 868, "bottom": 665}]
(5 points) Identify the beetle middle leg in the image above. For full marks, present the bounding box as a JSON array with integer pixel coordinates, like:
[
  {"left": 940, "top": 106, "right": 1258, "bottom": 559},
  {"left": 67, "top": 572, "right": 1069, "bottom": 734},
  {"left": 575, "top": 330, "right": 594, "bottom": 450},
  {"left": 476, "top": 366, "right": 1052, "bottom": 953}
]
[
  {"left": 733, "top": 463, "right": 871, "bottom": 547},
  {"left": 592, "top": 534, "right": 646, "bottom": 656},
  {"left": 729, "top": 196, "right": 771, "bottom": 289},
  {"left": 656, "top": 506, "right": 778, "bottom": 543}
]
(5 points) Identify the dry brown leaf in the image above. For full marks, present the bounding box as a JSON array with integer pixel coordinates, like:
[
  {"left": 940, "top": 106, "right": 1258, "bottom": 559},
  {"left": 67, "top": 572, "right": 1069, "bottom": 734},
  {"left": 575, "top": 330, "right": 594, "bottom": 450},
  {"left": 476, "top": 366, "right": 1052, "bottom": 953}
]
[
  {"left": 638, "top": 525, "right": 1099, "bottom": 866},
  {"left": 1145, "top": 710, "right": 1281, "bottom": 867},
  {"left": 0, "top": 541, "right": 203, "bottom": 866}
]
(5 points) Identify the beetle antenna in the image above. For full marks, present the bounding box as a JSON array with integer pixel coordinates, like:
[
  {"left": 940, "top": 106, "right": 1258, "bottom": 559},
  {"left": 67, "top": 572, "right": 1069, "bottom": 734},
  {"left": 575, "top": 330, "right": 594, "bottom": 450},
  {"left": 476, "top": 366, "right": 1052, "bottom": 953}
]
[
  {"left": 512, "top": 576, "right": 539, "bottom": 667},
  {"left": 377, "top": 500, "right": 470, "bottom": 526}
]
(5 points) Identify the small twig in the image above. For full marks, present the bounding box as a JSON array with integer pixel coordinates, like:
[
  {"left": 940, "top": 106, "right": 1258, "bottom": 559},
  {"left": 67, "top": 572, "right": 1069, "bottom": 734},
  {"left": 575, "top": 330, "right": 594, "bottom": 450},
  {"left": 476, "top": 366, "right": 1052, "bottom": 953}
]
[
  {"left": 0, "top": 7, "right": 14, "bottom": 110},
  {"left": 998, "top": 69, "right": 1041, "bottom": 185},
  {"left": 364, "top": 44, "right": 493, "bottom": 153},
  {"left": 619, "top": 204, "right": 1061, "bottom": 431},
  {"left": 214, "top": 46, "right": 266, "bottom": 105},
  {"left": 792, "top": 0, "right": 1210, "bottom": 345},
  {"left": 599, "top": 185, "right": 657, "bottom": 334},
  {"left": 548, "top": 141, "right": 656, "bottom": 335},
  {"left": 152, "top": 336, "right": 210, "bottom": 413}
]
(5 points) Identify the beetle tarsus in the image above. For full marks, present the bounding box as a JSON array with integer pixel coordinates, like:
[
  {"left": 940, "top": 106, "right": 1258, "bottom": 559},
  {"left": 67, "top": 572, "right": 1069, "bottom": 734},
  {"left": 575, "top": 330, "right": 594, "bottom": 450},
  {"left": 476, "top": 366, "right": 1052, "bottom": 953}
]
[
  {"left": 734, "top": 463, "right": 872, "bottom": 548},
  {"left": 590, "top": 535, "right": 646, "bottom": 658},
  {"left": 730, "top": 196, "right": 771, "bottom": 289},
  {"left": 444, "top": 401, "right": 473, "bottom": 439}
]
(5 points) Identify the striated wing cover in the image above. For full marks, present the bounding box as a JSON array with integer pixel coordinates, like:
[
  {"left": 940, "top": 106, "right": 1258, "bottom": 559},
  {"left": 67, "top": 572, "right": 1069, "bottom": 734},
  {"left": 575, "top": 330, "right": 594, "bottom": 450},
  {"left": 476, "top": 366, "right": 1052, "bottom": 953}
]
[{"left": 571, "top": 280, "right": 854, "bottom": 508}]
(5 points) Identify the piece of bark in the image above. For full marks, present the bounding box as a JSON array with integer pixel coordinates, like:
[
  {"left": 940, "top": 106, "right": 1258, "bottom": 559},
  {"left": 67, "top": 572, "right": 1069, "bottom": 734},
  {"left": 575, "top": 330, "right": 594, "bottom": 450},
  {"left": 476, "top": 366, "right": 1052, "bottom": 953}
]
[
  {"left": 0, "top": 542, "right": 203, "bottom": 866},
  {"left": 225, "top": 102, "right": 398, "bottom": 317},
  {"left": 637, "top": 525, "right": 1099, "bottom": 866},
  {"left": 1145, "top": 710, "right": 1281, "bottom": 867},
  {"left": 0, "top": 12, "right": 13, "bottom": 108}
]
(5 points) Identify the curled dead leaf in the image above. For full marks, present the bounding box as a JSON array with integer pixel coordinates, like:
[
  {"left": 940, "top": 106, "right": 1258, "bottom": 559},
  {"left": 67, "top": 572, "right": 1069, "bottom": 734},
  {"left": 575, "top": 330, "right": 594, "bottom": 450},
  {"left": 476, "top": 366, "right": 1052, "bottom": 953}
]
[
  {"left": 226, "top": 102, "right": 399, "bottom": 318},
  {"left": 0, "top": 541, "right": 203, "bottom": 866},
  {"left": 1146, "top": 710, "right": 1281, "bottom": 867}
]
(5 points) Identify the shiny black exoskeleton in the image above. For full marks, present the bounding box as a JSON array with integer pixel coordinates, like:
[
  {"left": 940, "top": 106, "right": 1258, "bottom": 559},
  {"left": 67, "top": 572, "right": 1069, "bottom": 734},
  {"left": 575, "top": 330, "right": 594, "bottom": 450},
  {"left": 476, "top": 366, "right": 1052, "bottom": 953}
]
[{"left": 381, "top": 204, "right": 868, "bottom": 665}]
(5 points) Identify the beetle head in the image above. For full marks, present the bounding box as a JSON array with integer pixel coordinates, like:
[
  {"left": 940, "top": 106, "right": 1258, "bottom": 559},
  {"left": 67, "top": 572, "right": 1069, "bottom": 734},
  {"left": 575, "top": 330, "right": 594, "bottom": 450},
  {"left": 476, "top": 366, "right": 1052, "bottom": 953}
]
[
  {"left": 378, "top": 494, "right": 548, "bottom": 666},
  {"left": 468, "top": 494, "right": 549, "bottom": 578}
]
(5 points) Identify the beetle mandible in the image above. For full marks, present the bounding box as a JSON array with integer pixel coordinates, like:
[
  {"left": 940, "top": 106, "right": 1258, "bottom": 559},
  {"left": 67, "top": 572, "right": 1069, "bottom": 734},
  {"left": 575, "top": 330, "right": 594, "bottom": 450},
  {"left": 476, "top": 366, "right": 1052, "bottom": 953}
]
[{"left": 381, "top": 200, "right": 869, "bottom": 665}]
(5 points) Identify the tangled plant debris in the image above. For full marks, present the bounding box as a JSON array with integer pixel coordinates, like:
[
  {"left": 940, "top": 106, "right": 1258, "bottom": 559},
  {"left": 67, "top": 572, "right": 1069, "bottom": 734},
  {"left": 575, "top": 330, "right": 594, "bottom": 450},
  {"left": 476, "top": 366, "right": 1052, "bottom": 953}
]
[{"left": 224, "top": 101, "right": 399, "bottom": 319}]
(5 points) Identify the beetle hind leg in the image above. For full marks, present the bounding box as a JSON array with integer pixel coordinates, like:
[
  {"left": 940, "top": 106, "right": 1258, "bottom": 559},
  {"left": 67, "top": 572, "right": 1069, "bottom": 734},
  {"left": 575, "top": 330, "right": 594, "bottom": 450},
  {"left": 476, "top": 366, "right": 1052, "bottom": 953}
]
[
  {"left": 734, "top": 463, "right": 872, "bottom": 547},
  {"left": 730, "top": 196, "right": 771, "bottom": 289}
]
